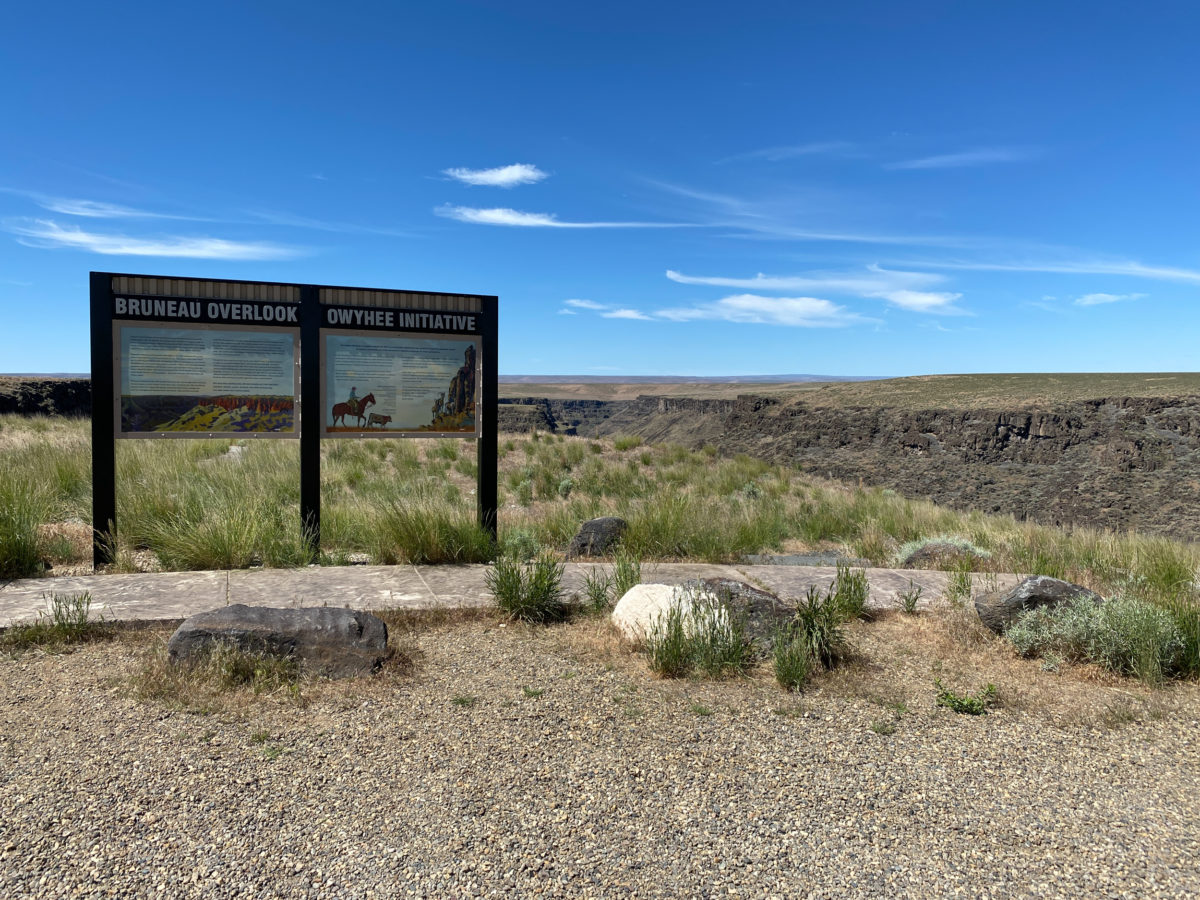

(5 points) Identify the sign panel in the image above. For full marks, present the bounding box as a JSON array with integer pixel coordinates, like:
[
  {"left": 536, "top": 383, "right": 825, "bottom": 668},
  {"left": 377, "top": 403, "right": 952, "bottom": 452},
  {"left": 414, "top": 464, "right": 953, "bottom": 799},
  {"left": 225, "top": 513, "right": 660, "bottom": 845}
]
[
  {"left": 321, "top": 331, "right": 478, "bottom": 436},
  {"left": 115, "top": 323, "right": 299, "bottom": 437}
]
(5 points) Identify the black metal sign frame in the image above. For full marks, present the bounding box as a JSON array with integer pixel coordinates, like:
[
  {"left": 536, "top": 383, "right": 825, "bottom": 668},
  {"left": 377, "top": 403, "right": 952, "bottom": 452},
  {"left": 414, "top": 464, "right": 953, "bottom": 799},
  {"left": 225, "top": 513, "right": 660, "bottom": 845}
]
[{"left": 90, "top": 272, "right": 498, "bottom": 565}]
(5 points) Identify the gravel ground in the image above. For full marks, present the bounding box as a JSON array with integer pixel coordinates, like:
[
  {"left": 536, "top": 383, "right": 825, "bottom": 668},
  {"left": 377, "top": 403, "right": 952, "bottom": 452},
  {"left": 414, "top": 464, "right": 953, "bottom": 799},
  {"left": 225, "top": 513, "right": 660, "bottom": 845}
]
[{"left": 1, "top": 613, "right": 1199, "bottom": 899}]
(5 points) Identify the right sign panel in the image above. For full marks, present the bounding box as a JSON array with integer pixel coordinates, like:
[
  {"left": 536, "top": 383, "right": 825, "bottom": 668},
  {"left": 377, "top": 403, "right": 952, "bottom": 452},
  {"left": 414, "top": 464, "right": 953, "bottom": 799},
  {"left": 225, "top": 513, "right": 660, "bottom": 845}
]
[{"left": 321, "top": 331, "right": 479, "bottom": 436}]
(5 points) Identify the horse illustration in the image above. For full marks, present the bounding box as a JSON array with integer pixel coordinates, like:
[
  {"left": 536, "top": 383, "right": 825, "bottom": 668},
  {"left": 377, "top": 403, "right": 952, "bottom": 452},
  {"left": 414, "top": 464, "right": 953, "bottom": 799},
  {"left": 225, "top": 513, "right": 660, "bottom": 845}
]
[{"left": 331, "top": 392, "right": 376, "bottom": 428}]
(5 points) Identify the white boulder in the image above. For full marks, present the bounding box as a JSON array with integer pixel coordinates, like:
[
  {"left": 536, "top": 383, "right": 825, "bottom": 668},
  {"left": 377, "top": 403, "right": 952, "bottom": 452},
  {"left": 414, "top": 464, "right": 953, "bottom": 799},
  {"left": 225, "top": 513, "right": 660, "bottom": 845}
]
[{"left": 611, "top": 583, "right": 728, "bottom": 644}]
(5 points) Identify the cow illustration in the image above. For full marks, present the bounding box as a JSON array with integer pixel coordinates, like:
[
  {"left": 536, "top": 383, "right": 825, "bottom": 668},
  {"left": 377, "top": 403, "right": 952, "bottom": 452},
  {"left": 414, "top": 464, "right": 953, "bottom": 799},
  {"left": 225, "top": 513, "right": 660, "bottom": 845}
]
[{"left": 367, "top": 413, "right": 392, "bottom": 429}]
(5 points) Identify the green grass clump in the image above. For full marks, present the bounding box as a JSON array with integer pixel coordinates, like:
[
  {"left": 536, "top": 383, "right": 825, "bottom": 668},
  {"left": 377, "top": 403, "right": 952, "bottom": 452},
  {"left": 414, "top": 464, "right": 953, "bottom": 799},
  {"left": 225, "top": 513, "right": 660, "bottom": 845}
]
[
  {"left": 898, "top": 580, "right": 923, "bottom": 615},
  {"left": 772, "top": 620, "right": 814, "bottom": 692},
  {"left": 612, "top": 547, "right": 642, "bottom": 599},
  {"left": 613, "top": 434, "right": 644, "bottom": 451},
  {"left": 0, "top": 479, "right": 49, "bottom": 579},
  {"left": 582, "top": 567, "right": 615, "bottom": 614},
  {"left": 830, "top": 562, "right": 870, "bottom": 621},
  {"left": 934, "top": 678, "right": 997, "bottom": 715},
  {"left": 789, "top": 585, "right": 849, "bottom": 670},
  {"left": 486, "top": 551, "right": 567, "bottom": 624},
  {"left": 371, "top": 499, "right": 494, "bottom": 565},
  {"left": 645, "top": 587, "right": 753, "bottom": 679},
  {"left": 1006, "top": 594, "right": 1187, "bottom": 685},
  {"left": 2, "top": 592, "right": 108, "bottom": 649}
]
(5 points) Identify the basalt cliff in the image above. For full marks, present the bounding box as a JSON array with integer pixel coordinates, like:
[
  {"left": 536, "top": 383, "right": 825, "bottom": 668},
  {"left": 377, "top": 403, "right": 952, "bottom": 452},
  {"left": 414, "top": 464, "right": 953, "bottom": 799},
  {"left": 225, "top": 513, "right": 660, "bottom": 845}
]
[{"left": 499, "top": 394, "right": 1200, "bottom": 540}]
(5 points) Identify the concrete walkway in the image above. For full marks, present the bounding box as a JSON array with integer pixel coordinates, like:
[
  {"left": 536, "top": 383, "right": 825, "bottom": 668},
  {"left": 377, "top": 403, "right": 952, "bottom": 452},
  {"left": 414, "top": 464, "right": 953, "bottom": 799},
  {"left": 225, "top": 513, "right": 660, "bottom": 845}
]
[{"left": 0, "top": 563, "right": 1022, "bottom": 628}]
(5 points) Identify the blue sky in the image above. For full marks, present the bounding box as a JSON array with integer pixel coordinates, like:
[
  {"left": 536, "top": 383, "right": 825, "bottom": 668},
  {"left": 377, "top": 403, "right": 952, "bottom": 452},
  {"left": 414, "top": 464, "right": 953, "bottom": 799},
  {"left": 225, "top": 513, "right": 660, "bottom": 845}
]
[{"left": 2, "top": 1, "right": 1198, "bottom": 376}]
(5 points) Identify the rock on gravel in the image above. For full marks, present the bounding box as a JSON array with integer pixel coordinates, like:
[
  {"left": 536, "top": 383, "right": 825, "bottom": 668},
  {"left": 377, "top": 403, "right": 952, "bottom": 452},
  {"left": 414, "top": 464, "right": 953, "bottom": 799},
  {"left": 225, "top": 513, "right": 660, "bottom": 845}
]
[
  {"left": 167, "top": 604, "right": 389, "bottom": 678},
  {"left": 1, "top": 619, "right": 1199, "bottom": 898},
  {"left": 975, "top": 576, "right": 1103, "bottom": 635}
]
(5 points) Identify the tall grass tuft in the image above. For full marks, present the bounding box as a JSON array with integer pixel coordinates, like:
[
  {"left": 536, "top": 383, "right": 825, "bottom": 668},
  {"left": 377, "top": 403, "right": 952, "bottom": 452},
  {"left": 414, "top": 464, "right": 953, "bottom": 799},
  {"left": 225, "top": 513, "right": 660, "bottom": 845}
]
[
  {"left": 2, "top": 591, "right": 108, "bottom": 649},
  {"left": 772, "top": 620, "right": 814, "bottom": 691},
  {"left": 790, "top": 584, "right": 848, "bottom": 669},
  {"left": 372, "top": 498, "right": 494, "bottom": 565},
  {"left": 612, "top": 547, "right": 642, "bottom": 599},
  {"left": 0, "top": 478, "right": 48, "bottom": 578},
  {"left": 487, "top": 551, "right": 566, "bottom": 624}
]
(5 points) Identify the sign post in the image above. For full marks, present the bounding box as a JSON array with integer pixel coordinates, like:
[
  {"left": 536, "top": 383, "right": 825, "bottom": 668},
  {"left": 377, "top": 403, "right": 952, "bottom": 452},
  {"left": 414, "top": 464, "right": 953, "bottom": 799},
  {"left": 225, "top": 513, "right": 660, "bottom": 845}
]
[{"left": 89, "top": 273, "right": 498, "bottom": 567}]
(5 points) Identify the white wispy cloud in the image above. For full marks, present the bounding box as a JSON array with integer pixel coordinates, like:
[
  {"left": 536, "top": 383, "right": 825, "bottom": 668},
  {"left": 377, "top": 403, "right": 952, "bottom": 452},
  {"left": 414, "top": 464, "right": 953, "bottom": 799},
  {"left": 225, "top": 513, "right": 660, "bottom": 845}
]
[
  {"left": 885, "top": 147, "right": 1037, "bottom": 170},
  {"left": 1, "top": 187, "right": 205, "bottom": 220},
  {"left": 601, "top": 308, "right": 653, "bottom": 320},
  {"left": 657, "top": 294, "right": 872, "bottom": 328},
  {"left": 666, "top": 265, "right": 966, "bottom": 314},
  {"left": 434, "top": 205, "right": 694, "bottom": 228},
  {"left": 719, "top": 141, "right": 856, "bottom": 163},
  {"left": 880, "top": 290, "right": 963, "bottom": 313},
  {"left": 564, "top": 299, "right": 608, "bottom": 310},
  {"left": 556, "top": 308, "right": 577, "bottom": 315},
  {"left": 6, "top": 219, "right": 302, "bottom": 260},
  {"left": 1075, "top": 292, "right": 1147, "bottom": 306},
  {"left": 442, "top": 164, "right": 549, "bottom": 188},
  {"left": 911, "top": 258, "right": 1200, "bottom": 285}
]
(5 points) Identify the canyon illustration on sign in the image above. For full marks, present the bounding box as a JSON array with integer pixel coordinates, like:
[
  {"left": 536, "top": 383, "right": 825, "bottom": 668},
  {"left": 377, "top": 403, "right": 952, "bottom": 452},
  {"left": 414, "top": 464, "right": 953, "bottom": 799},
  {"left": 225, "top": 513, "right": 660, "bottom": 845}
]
[
  {"left": 322, "top": 332, "right": 478, "bottom": 436},
  {"left": 117, "top": 323, "right": 298, "bottom": 437}
]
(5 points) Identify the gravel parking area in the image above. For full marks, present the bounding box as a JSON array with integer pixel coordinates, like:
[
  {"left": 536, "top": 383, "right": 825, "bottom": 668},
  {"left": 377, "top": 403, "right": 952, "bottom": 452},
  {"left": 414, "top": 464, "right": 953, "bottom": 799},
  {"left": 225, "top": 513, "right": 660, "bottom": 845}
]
[{"left": 1, "top": 613, "right": 1198, "bottom": 899}]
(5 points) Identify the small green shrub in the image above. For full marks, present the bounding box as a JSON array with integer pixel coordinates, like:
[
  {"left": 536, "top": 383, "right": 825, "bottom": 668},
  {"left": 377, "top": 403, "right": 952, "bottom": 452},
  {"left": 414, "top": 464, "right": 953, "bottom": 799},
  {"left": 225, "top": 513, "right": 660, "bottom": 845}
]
[
  {"left": 831, "top": 562, "right": 869, "bottom": 621},
  {"left": 516, "top": 479, "right": 534, "bottom": 506},
  {"left": 557, "top": 477, "right": 574, "bottom": 499},
  {"left": 772, "top": 621, "right": 813, "bottom": 692},
  {"left": 613, "top": 435, "right": 644, "bottom": 451},
  {"left": 945, "top": 566, "right": 974, "bottom": 607},
  {"left": 898, "top": 580, "right": 923, "bottom": 615},
  {"left": 1006, "top": 594, "right": 1187, "bottom": 684},
  {"left": 487, "top": 551, "right": 566, "bottom": 624},
  {"left": 789, "top": 585, "right": 848, "bottom": 670},
  {"left": 2, "top": 591, "right": 107, "bottom": 649},
  {"left": 582, "top": 567, "right": 615, "bottom": 613},
  {"left": 0, "top": 479, "right": 48, "bottom": 579},
  {"left": 612, "top": 548, "right": 642, "bottom": 599},
  {"left": 499, "top": 528, "right": 540, "bottom": 561},
  {"left": 646, "top": 600, "right": 691, "bottom": 677},
  {"left": 688, "top": 590, "right": 753, "bottom": 678},
  {"left": 645, "top": 588, "right": 753, "bottom": 679},
  {"left": 372, "top": 499, "right": 494, "bottom": 565},
  {"left": 934, "top": 678, "right": 997, "bottom": 715}
]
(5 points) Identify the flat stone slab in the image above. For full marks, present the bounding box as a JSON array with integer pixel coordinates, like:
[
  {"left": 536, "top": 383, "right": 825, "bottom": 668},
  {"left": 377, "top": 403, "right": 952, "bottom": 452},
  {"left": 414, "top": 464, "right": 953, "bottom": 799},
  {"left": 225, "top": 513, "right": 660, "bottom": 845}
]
[
  {"left": 227, "top": 565, "right": 436, "bottom": 610},
  {"left": 0, "top": 571, "right": 227, "bottom": 628},
  {"left": 735, "top": 566, "right": 1023, "bottom": 611},
  {"left": 0, "top": 562, "right": 1027, "bottom": 627}
]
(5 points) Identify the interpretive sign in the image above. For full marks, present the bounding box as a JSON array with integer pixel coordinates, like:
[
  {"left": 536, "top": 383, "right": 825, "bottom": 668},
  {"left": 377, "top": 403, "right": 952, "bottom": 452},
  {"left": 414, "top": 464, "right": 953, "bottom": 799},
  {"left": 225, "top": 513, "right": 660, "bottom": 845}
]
[
  {"left": 91, "top": 272, "right": 498, "bottom": 565},
  {"left": 117, "top": 324, "right": 298, "bottom": 436},
  {"left": 322, "top": 333, "right": 478, "bottom": 436}
]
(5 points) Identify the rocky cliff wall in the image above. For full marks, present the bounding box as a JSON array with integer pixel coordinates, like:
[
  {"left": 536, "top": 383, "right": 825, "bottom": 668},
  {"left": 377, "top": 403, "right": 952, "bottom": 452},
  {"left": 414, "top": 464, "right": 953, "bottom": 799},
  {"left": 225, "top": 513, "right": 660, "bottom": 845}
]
[
  {"left": 504, "top": 393, "right": 1200, "bottom": 540},
  {"left": 0, "top": 378, "right": 91, "bottom": 416}
]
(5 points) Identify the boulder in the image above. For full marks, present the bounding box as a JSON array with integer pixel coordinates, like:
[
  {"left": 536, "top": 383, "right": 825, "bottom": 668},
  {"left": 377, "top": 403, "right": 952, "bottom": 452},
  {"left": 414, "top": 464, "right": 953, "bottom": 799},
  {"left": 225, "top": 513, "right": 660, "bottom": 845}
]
[
  {"left": 167, "top": 605, "right": 389, "bottom": 678},
  {"left": 611, "top": 579, "right": 790, "bottom": 648},
  {"left": 567, "top": 516, "right": 627, "bottom": 558},
  {"left": 974, "top": 576, "right": 1103, "bottom": 635},
  {"left": 898, "top": 538, "right": 989, "bottom": 570}
]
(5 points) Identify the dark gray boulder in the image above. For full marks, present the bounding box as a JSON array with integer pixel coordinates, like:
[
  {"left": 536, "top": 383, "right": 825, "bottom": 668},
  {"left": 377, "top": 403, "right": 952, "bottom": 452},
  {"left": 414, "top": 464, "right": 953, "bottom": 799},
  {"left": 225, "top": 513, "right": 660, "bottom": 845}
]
[
  {"left": 567, "top": 516, "right": 628, "bottom": 558},
  {"left": 167, "top": 605, "right": 389, "bottom": 678},
  {"left": 974, "top": 576, "right": 1103, "bottom": 635}
]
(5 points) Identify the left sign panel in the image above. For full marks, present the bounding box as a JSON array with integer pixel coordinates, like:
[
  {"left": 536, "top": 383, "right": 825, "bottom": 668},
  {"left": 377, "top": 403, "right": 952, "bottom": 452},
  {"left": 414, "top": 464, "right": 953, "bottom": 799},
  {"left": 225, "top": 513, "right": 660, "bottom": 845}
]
[{"left": 115, "top": 323, "right": 300, "bottom": 437}]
